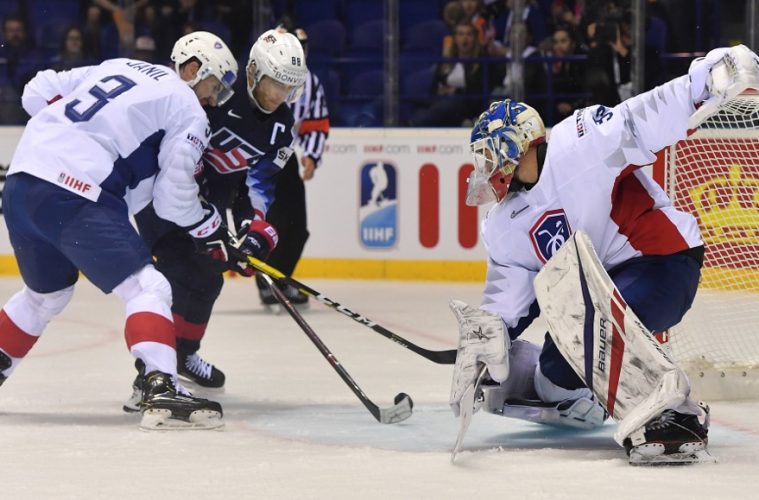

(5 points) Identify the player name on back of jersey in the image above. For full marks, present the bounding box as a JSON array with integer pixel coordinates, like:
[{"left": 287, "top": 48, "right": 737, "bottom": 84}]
[{"left": 124, "top": 60, "right": 170, "bottom": 81}]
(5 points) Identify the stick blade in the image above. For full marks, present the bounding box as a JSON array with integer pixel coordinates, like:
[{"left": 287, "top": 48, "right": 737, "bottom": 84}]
[{"left": 378, "top": 393, "right": 414, "bottom": 424}]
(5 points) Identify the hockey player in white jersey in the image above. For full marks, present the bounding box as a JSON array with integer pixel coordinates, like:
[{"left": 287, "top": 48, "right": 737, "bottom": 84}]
[
  {"left": 0, "top": 31, "right": 242, "bottom": 430},
  {"left": 449, "top": 45, "right": 759, "bottom": 465}
]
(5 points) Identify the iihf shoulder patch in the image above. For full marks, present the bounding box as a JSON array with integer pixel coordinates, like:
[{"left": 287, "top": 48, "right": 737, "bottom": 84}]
[{"left": 529, "top": 209, "right": 572, "bottom": 264}]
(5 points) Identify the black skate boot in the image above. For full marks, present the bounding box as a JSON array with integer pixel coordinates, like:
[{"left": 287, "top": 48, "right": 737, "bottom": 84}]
[
  {"left": 177, "top": 351, "right": 225, "bottom": 388},
  {"left": 257, "top": 274, "right": 279, "bottom": 306},
  {"left": 0, "top": 350, "right": 11, "bottom": 386},
  {"left": 624, "top": 403, "right": 714, "bottom": 465},
  {"left": 282, "top": 283, "right": 309, "bottom": 307},
  {"left": 122, "top": 358, "right": 146, "bottom": 413},
  {"left": 139, "top": 371, "right": 223, "bottom": 430}
]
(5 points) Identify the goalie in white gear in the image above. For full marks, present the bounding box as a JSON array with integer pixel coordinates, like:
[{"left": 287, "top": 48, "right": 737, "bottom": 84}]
[{"left": 448, "top": 44, "right": 759, "bottom": 465}]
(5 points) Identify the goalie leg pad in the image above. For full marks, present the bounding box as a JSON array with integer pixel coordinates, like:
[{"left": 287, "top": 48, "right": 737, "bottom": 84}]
[{"left": 533, "top": 231, "right": 696, "bottom": 446}]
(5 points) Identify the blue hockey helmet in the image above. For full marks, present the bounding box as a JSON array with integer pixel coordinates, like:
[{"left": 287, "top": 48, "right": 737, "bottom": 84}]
[{"left": 466, "top": 99, "right": 545, "bottom": 205}]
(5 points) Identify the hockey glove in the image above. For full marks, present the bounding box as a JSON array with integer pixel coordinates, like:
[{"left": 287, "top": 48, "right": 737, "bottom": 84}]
[
  {"left": 187, "top": 203, "right": 249, "bottom": 272},
  {"left": 238, "top": 219, "right": 278, "bottom": 262}
]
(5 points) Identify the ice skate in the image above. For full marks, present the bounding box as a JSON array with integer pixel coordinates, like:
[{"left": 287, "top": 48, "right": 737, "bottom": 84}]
[
  {"left": 122, "top": 358, "right": 145, "bottom": 413},
  {"left": 139, "top": 371, "right": 223, "bottom": 430},
  {"left": 624, "top": 403, "right": 715, "bottom": 465},
  {"left": 0, "top": 350, "right": 11, "bottom": 386},
  {"left": 282, "top": 283, "right": 309, "bottom": 308},
  {"left": 177, "top": 352, "right": 225, "bottom": 389}
]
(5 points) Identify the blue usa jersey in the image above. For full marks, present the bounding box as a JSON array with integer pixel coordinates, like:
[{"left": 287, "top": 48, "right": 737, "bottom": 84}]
[
  {"left": 200, "top": 77, "right": 295, "bottom": 221},
  {"left": 11, "top": 59, "right": 210, "bottom": 228}
]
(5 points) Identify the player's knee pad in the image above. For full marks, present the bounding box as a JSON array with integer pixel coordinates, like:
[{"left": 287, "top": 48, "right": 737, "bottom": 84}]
[
  {"left": 113, "top": 264, "right": 172, "bottom": 315},
  {"left": 4, "top": 285, "right": 75, "bottom": 335}
]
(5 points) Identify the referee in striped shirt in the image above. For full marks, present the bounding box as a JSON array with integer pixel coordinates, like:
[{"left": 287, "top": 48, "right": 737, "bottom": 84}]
[{"left": 257, "top": 26, "right": 330, "bottom": 306}]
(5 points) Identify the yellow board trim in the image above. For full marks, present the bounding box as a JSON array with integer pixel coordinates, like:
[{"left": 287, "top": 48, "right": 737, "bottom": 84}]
[
  {"left": 1, "top": 252, "right": 755, "bottom": 288},
  {"left": 293, "top": 258, "right": 487, "bottom": 281}
]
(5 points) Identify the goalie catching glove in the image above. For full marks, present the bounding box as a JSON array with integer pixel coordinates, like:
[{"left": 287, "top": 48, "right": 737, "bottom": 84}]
[{"left": 186, "top": 202, "right": 253, "bottom": 274}]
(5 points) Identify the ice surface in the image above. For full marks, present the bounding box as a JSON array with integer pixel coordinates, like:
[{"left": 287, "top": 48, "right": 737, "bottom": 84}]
[{"left": 0, "top": 277, "right": 756, "bottom": 499}]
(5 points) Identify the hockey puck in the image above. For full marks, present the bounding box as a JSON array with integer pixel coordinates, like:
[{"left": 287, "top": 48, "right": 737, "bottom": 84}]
[{"left": 395, "top": 392, "right": 413, "bottom": 410}]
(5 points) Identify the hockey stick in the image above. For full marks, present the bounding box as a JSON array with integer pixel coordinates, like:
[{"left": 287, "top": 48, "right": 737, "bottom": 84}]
[
  {"left": 260, "top": 273, "right": 414, "bottom": 424},
  {"left": 247, "top": 255, "right": 457, "bottom": 365}
]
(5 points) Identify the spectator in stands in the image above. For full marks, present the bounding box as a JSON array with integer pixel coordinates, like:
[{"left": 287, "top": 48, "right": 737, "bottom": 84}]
[
  {"left": 155, "top": 0, "right": 206, "bottom": 58},
  {"left": 443, "top": 0, "right": 495, "bottom": 54},
  {"left": 0, "top": 16, "right": 41, "bottom": 90},
  {"left": 90, "top": 0, "right": 155, "bottom": 47},
  {"left": 50, "top": 26, "right": 94, "bottom": 71},
  {"left": 410, "top": 20, "right": 488, "bottom": 126},
  {"left": 490, "top": 20, "right": 547, "bottom": 117},
  {"left": 550, "top": 24, "right": 586, "bottom": 122},
  {"left": 584, "top": 14, "right": 630, "bottom": 106},
  {"left": 134, "top": 34, "right": 157, "bottom": 63},
  {"left": 488, "top": 0, "right": 548, "bottom": 53}
]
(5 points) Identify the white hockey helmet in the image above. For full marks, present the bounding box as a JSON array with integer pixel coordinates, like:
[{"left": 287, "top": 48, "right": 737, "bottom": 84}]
[
  {"left": 466, "top": 99, "right": 546, "bottom": 205},
  {"left": 247, "top": 29, "right": 308, "bottom": 109},
  {"left": 171, "top": 31, "right": 238, "bottom": 106}
]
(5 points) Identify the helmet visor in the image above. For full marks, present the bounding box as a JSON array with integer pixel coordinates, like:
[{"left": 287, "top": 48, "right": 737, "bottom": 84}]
[{"left": 216, "top": 69, "right": 236, "bottom": 106}]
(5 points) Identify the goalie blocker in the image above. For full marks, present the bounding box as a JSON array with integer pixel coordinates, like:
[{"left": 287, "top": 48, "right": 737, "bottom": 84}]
[{"left": 533, "top": 231, "right": 714, "bottom": 465}]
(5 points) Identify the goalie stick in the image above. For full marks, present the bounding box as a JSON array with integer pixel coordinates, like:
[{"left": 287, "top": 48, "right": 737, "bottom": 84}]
[
  {"left": 260, "top": 273, "right": 414, "bottom": 424},
  {"left": 247, "top": 255, "right": 457, "bottom": 365}
]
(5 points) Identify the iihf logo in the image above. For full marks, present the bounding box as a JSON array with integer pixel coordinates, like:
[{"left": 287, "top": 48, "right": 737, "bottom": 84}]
[
  {"left": 530, "top": 209, "right": 572, "bottom": 263},
  {"left": 359, "top": 162, "right": 397, "bottom": 248}
]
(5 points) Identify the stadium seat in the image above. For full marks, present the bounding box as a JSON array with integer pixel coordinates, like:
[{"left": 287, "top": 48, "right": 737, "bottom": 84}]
[
  {"left": 293, "top": 0, "right": 342, "bottom": 25},
  {"left": 399, "top": 0, "right": 445, "bottom": 37},
  {"left": 344, "top": 0, "right": 383, "bottom": 29},
  {"left": 306, "top": 19, "right": 346, "bottom": 57},
  {"left": 351, "top": 19, "right": 384, "bottom": 50},
  {"left": 25, "top": 0, "right": 80, "bottom": 31},
  {"left": 200, "top": 20, "right": 232, "bottom": 46},
  {"left": 402, "top": 19, "right": 449, "bottom": 54},
  {"left": 347, "top": 69, "right": 384, "bottom": 96},
  {"left": 399, "top": 65, "right": 436, "bottom": 124},
  {"left": 0, "top": 1, "right": 20, "bottom": 22},
  {"left": 646, "top": 16, "right": 668, "bottom": 53},
  {"left": 35, "top": 18, "right": 73, "bottom": 58}
]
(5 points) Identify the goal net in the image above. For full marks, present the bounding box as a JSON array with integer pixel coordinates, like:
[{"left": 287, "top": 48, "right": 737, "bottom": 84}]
[{"left": 656, "top": 95, "right": 759, "bottom": 400}]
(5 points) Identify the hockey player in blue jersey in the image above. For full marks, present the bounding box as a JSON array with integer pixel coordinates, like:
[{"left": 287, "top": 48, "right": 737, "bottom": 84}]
[
  {"left": 124, "top": 29, "right": 307, "bottom": 398},
  {"left": 448, "top": 45, "right": 759, "bottom": 465},
  {"left": 0, "top": 31, "right": 241, "bottom": 430}
]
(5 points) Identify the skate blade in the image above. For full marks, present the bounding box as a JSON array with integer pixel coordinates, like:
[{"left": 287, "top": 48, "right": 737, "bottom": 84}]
[
  {"left": 139, "top": 408, "right": 224, "bottom": 431},
  {"left": 629, "top": 443, "right": 716, "bottom": 466}
]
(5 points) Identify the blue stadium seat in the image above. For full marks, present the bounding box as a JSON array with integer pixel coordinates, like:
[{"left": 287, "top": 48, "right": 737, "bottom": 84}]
[
  {"left": 402, "top": 19, "right": 448, "bottom": 54},
  {"left": 341, "top": 69, "right": 384, "bottom": 126},
  {"left": 399, "top": 65, "right": 436, "bottom": 124},
  {"left": 347, "top": 69, "right": 384, "bottom": 96},
  {"left": 0, "top": 1, "right": 20, "bottom": 22},
  {"left": 399, "top": 0, "right": 445, "bottom": 37},
  {"left": 35, "top": 18, "right": 73, "bottom": 58},
  {"left": 306, "top": 19, "right": 346, "bottom": 57},
  {"left": 293, "top": 0, "right": 342, "bottom": 25},
  {"left": 646, "top": 16, "right": 668, "bottom": 53},
  {"left": 344, "top": 0, "right": 383, "bottom": 29},
  {"left": 200, "top": 20, "right": 232, "bottom": 46},
  {"left": 351, "top": 19, "right": 384, "bottom": 50},
  {"left": 25, "top": 0, "right": 80, "bottom": 32}
]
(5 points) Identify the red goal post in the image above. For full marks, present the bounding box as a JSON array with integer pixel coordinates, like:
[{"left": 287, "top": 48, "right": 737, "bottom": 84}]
[{"left": 652, "top": 93, "right": 759, "bottom": 400}]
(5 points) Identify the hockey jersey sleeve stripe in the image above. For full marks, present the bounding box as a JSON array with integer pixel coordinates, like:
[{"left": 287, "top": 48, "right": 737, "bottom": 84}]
[
  {"left": 299, "top": 117, "right": 330, "bottom": 134},
  {"left": 610, "top": 167, "right": 690, "bottom": 255}
]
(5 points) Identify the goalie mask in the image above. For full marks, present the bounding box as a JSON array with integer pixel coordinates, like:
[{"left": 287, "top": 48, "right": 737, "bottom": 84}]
[
  {"left": 171, "top": 31, "right": 238, "bottom": 106},
  {"left": 466, "top": 100, "right": 546, "bottom": 205},
  {"left": 247, "top": 29, "right": 308, "bottom": 113}
]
